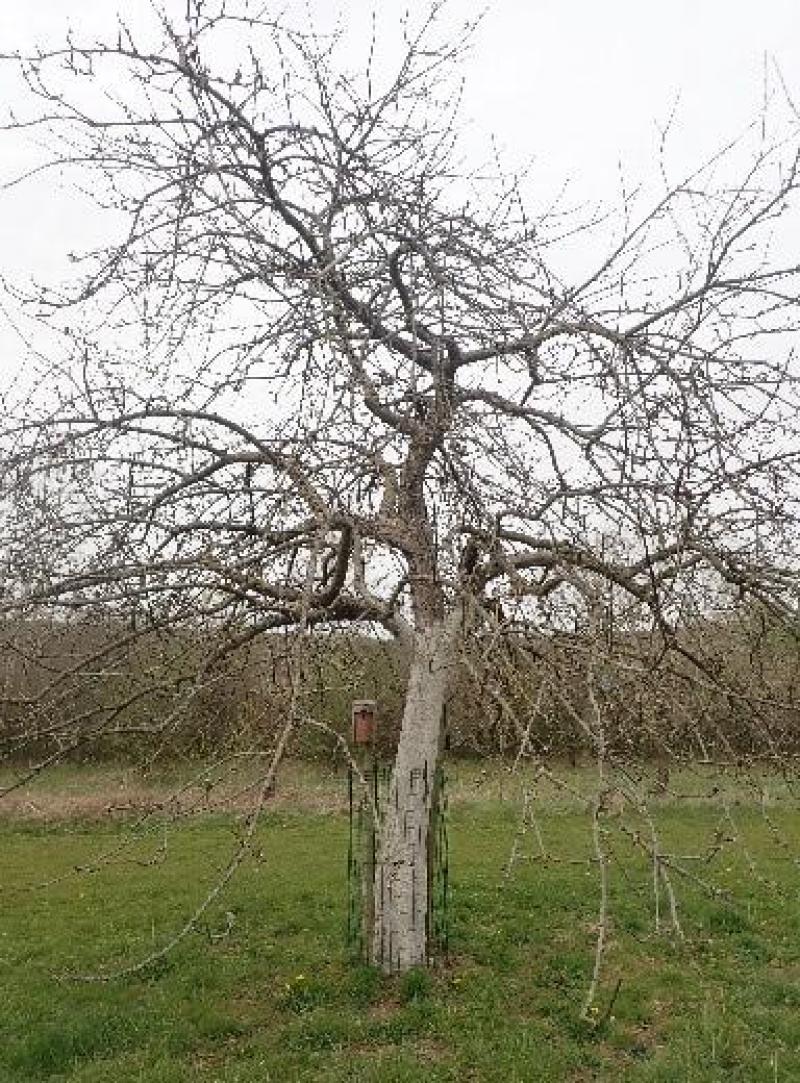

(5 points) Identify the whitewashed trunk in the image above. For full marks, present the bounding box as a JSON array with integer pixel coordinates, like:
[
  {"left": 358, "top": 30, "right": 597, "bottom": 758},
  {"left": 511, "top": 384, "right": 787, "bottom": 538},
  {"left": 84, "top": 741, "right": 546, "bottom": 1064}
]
[{"left": 371, "top": 617, "right": 456, "bottom": 973}]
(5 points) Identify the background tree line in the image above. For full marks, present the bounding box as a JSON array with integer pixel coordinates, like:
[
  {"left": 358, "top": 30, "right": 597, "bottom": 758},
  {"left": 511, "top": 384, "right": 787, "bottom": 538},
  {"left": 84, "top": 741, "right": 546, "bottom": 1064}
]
[{"left": 4, "top": 604, "right": 799, "bottom": 766}]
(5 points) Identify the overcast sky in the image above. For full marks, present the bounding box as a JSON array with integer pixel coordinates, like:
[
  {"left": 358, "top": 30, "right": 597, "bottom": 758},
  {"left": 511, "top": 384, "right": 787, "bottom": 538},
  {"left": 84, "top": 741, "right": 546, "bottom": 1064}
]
[{"left": 1, "top": 0, "right": 799, "bottom": 373}]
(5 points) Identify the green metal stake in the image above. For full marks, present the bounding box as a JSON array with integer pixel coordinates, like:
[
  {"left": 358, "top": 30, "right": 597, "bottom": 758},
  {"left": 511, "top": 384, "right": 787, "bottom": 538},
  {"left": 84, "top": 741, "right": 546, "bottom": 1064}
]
[{"left": 352, "top": 700, "right": 377, "bottom": 962}]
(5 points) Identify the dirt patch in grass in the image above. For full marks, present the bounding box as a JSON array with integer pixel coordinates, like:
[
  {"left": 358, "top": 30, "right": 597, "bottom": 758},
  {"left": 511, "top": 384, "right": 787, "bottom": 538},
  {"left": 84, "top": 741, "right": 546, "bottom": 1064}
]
[
  {"left": 0, "top": 764, "right": 348, "bottom": 821},
  {"left": 0, "top": 787, "right": 348, "bottom": 821},
  {"left": 368, "top": 998, "right": 402, "bottom": 1023},
  {"left": 414, "top": 1037, "right": 451, "bottom": 1062},
  {"left": 0, "top": 785, "right": 167, "bottom": 822}
]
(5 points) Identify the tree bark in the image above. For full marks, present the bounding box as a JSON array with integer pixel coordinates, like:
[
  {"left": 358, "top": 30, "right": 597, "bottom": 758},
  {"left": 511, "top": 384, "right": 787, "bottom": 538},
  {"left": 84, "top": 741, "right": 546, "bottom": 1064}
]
[{"left": 371, "top": 616, "right": 456, "bottom": 973}]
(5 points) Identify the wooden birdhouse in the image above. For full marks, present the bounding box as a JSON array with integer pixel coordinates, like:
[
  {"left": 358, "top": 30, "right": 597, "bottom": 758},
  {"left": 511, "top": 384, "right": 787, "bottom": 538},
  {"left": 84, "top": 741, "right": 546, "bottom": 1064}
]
[{"left": 352, "top": 700, "right": 377, "bottom": 746}]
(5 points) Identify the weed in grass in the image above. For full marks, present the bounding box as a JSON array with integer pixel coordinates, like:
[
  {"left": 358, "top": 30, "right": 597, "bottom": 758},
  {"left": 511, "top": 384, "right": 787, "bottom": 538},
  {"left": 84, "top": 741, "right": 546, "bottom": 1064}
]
[
  {"left": 283, "top": 1011, "right": 355, "bottom": 1052},
  {"left": 398, "top": 967, "right": 433, "bottom": 1004},
  {"left": 345, "top": 965, "right": 382, "bottom": 1008},
  {"left": 8, "top": 1010, "right": 141, "bottom": 1079},
  {"left": 280, "top": 972, "right": 333, "bottom": 1014}
]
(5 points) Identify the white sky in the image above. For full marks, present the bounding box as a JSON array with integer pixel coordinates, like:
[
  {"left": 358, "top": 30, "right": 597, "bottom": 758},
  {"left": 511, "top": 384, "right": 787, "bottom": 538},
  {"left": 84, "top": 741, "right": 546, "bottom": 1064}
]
[{"left": 1, "top": 0, "right": 799, "bottom": 374}]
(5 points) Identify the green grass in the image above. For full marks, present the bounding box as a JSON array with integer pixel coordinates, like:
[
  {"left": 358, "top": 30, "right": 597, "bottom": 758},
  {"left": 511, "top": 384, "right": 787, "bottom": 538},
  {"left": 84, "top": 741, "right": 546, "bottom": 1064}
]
[{"left": 2, "top": 766, "right": 800, "bottom": 1080}]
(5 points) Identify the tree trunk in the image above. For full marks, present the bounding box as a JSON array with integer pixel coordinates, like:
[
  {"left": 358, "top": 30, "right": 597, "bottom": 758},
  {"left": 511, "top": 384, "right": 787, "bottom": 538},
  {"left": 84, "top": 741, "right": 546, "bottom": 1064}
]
[{"left": 371, "top": 617, "right": 455, "bottom": 973}]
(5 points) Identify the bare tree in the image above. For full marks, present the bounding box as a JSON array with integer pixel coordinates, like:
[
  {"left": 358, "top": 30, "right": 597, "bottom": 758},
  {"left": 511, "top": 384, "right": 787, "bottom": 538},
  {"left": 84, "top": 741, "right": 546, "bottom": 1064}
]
[{"left": 3, "top": 1, "right": 800, "bottom": 973}]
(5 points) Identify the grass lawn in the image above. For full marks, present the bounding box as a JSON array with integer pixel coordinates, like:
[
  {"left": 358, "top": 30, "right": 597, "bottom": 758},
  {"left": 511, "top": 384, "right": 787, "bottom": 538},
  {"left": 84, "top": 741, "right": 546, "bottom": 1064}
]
[{"left": 2, "top": 762, "right": 800, "bottom": 1080}]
